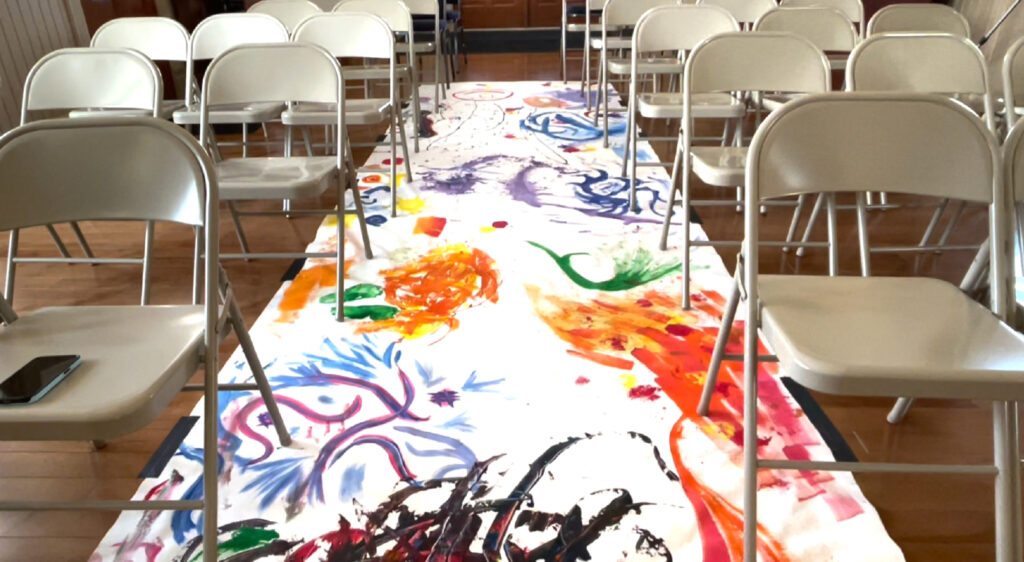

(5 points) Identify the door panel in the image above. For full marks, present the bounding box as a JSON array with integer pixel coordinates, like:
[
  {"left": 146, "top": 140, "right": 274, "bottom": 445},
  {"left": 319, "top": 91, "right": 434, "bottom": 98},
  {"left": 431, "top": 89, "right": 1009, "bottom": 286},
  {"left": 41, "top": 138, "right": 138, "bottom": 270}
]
[
  {"left": 464, "top": 0, "right": 528, "bottom": 28},
  {"left": 529, "top": 0, "right": 561, "bottom": 27}
]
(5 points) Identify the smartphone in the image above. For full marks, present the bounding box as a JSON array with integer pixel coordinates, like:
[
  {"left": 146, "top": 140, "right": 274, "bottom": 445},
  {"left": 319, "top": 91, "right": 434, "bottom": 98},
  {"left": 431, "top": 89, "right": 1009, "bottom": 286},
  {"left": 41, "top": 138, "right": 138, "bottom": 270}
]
[{"left": 0, "top": 355, "right": 82, "bottom": 405}]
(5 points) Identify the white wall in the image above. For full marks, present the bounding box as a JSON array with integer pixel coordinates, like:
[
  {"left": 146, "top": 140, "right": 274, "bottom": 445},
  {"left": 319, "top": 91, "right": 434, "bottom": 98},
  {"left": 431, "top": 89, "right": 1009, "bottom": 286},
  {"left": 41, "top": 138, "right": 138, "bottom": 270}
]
[{"left": 0, "top": 0, "right": 89, "bottom": 132}]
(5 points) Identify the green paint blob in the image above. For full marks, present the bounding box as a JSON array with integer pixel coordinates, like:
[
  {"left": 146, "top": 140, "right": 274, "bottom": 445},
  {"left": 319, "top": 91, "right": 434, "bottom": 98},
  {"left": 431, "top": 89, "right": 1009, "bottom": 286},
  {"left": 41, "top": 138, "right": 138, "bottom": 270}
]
[
  {"left": 528, "top": 241, "right": 681, "bottom": 291},
  {"left": 189, "top": 527, "right": 280, "bottom": 561},
  {"left": 340, "top": 305, "right": 400, "bottom": 320},
  {"left": 319, "top": 283, "right": 385, "bottom": 305}
]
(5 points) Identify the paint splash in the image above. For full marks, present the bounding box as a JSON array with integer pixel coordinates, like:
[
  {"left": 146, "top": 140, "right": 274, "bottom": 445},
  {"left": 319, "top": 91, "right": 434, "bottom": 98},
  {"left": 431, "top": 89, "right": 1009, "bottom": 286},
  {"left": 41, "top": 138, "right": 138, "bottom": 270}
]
[
  {"left": 413, "top": 216, "right": 447, "bottom": 237},
  {"left": 528, "top": 241, "right": 681, "bottom": 291}
]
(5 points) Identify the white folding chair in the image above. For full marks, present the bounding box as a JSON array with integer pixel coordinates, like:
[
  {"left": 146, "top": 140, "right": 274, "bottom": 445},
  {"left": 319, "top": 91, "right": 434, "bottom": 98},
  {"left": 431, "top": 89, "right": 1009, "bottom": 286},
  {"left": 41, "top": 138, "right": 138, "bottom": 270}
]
[
  {"left": 622, "top": 4, "right": 741, "bottom": 204},
  {"left": 86, "top": 17, "right": 190, "bottom": 119},
  {"left": 779, "top": 0, "right": 864, "bottom": 38},
  {"left": 668, "top": 32, "right": 831, "bottom": 308},
  {"left": 10, "top": 48, "right": 163, "bottom": 305},
  {"left": 286, "top": 13, "right": 411, "bottom": 218},
  {"left": 172, "top": 13, "right": 290, "bottom": 158},
  {"left": 0, "top": 116, "right": 290, "bottom": 562},
  {"left": 696, "top": 0, "right": 778, "bottom": 28},
  {"left": 333, "top": 0, "right": 423, "bottom": 152},
  {"left": 561, "top": 0, "right": 601, "bottom": 84},
  {"left": 866, "top": 3, "right": 970, "bottom": 38},
  {"left": 248, "top": 0, "right": 323, "bottom": 32},
  {"left": 794, "top": 33, "right": 995, "bottom": 259},
  {"left": 1002, "top": 35, "right": 1024, "bottom": 133},
  {"left": 401, "top": 0, "right": 446, "bottom": 111},
  {"left": 581, "top": 0, "right": 608, "bottom": 111},
  {"left": 593, "top": 0, "right": 678, "bottom": 148},
  {"left": 200, "top": 43, "right": 372, "bottom": 322},
  {"left": 754, "top": 6, "right": 857, "bottom": 71},
  {"left": 733, "top": 92, "right": 1023, "bottom": 562}
]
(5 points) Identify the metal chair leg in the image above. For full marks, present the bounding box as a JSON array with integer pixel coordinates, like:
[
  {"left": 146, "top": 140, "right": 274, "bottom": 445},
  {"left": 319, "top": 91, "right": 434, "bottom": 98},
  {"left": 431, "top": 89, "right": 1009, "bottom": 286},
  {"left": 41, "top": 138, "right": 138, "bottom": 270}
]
[
  {"left": 697, "top": 275, "right": 740, "bottom": 416},
  {"left": 886, "top": 397, "right": 915, "bottom": 424},
  {"left": 659, "top": 140, "right": 682, "bottom": 251},
  {"left": 140, "top": 220, "right": 155, "bottom": 306},
  {"left": 5, "top": 229, "right": 18, "bottom": 303},
  {"left": 68, "top": 222, "right": 95, "bottom": 260},
  {"left": 226, "top": 202, "right": 252, "bottom": 257},
  {"left": 45, "top": 224, "right": 72, "bottom": 258}
]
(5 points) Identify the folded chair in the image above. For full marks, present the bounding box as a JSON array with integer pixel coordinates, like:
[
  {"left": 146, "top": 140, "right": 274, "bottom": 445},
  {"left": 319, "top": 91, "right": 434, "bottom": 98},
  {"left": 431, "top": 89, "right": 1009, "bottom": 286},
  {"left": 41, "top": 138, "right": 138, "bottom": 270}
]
[
  {"left": 668, "top": 32, "right": 831, "bottom": 308},
  {"left": 727, "top": 92, "right": 1023, "bottom": 562},
  {"left": 86, "top": 17, "right": 191, "bottom": 119},
  {"left": 794, "top": 33, "right": 995, "bottom": 259},
  {"left": 623, "top": 4, "right": 741, "bottom": 207},
  {"left": 200, "top": 43, "right": 372, "bottom": 322},
  {"left": 10, "top": 48, "right": 163, "bottom": 305},
  {"left": 779, "top": 0, "right": 864, "bottom": 39},
  {"left": 333, "top": 0, "right": 424, "bottom": 152},
  {"left": 248, "top": 0, "right": 323, "bottom": 32},
  {"left": 866, "top": 3, "right": 970, "bottom": 38},
  {"left": 286, "top": 12, "right": 412, "bottom": 218},
  {"left": 0, "top": 116, "right": 290, "bottom": 562}
]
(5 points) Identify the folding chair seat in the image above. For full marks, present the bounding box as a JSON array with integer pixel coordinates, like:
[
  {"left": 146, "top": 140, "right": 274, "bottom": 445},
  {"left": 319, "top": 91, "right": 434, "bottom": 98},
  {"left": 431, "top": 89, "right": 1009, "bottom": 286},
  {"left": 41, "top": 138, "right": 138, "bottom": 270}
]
[
  {"left": 866, "top": 3, "right": 970, "bottom": 37},
  {"left": 665, "top": 32, "right": 831, "bottom": 308},
  {"left": 9, "top": 48, "right": 164, "bottom": 304},
  {"left": 334, "top": 0, "right": 424, "bottom": 151},
  {"left": 622, "top": 4, "right": 741, "bottom": 206},
  {"left": 248, "top": 0, "right": 323, "bottom": 32},
  {"left": 172, "top": 13, "right": 290, "bottom": 155},
  {"left": 74, "top": 17, "right": 190, "bottom": 120},
  {"left": 283, "top": 12, "right": 413, "bottom": 217},
  {"left": 710, "top": 92, "right": 1024, "bottom": 562},
  {"left": 0, "top": 116, "right": 290, "bottom": 562},
  {"left": 201, "top": 43, "right": 373, "bottom": 321}
]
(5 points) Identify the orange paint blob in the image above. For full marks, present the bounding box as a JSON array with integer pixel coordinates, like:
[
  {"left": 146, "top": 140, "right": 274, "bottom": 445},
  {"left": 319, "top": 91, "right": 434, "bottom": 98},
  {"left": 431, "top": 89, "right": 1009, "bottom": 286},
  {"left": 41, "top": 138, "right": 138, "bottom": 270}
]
[
  {"left": 413, "top": 216, "right": 447, "bottom": 238},
  {"left": 276, "top": 260, "right": 352, "bottom": 323}
]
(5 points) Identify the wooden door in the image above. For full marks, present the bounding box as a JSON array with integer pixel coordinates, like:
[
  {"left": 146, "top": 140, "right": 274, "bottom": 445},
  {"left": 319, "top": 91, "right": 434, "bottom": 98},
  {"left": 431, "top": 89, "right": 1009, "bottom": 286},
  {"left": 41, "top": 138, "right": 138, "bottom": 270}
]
[
  {"left": 463, "top": 0, "right": 528, "bottom": 28},
  {"left": 528, "top": 0, "right": 561, "bottom": 27}
]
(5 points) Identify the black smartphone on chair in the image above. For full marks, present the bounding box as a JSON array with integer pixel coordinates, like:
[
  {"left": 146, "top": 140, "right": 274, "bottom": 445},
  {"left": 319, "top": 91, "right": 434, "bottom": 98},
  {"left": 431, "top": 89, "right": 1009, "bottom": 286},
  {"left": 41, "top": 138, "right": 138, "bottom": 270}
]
[{"left": 0, "top": 355, "right": 82, "bottom": 405}]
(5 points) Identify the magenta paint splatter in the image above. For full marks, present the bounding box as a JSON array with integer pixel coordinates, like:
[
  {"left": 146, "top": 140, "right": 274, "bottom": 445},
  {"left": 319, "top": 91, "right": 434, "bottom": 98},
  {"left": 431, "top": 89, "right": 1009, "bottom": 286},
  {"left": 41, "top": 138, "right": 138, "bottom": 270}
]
[
  {"left": 575, "top": 376, "right": 590, "bottom": 385},
  {"left": 665, "top": 324, "right": 694, "bottom": 337},
  {"left": 628, "top": 385, "right": 660, "bottom": 401},
  {"left": 636, "top": 298, "right": 653, "bottom": 308},
  {"left": 492, "top": 221, "right": 508, "bottom": 229},
  {"left": 429, "top": 389, "right": 460, "bottom": 407},
  {"left": 562, "top": 146, "right": 581, "bottom": 153}
]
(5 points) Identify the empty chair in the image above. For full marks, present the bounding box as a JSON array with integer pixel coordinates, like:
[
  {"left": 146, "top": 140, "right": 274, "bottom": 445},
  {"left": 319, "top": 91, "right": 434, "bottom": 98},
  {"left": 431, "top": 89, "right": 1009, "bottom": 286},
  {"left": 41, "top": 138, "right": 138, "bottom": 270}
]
[
  {"left": 697, "top": 0, "right": 778, "bottom": 28},
  {"left": 87, "top": 17, "right": 190, "bottom": 118},
  {"left": 286, "top": 12, "right": 412, "bottom": 217},
  {"left": 333, "top": 0, "right": 423, "bottom": 151},
  {"left": 754, "top": 6, "right": 858, "bottom": 70},
  {"left": 1002, "top": 35, "right": 1024, "bottom": 132},
  {"left": 623, "top": 4, "right": 741, "bottom": 203},
  {"left": 581, "top": 0, "right": 608, "bottom": 111},
  {"left": 0, "top": 116, "right": 290, "bottom": 562},
  {"left": 199, "top": 43, "right": 373, "bottom": 321},
  {"left": 173, "top": 13, "right": 290, "bottom": 156},
  {"left": 668, "top": 32, "right": 831, "bottom": 307},
  {"left": 402, "top": 0, "right": 446, "bottom": 110},
  {"left": 11, "top": 48, "right": 163, "bottom": 304},
  {"left": 779, "top": 0, "right": 864, "bottom": 38},
  {"left": 593, "top": 0, "right": 678, "bottom": 148},
  {"left": 248, "top": 0, "right": 323, "bottom": 31},
  {"left": 732, "top": 92, "right": 1023, "bottom": 562},
  {"left": 866, "top": 3, "right": 970, "bottom": 37},
  {"left": 561, "top": 0, "right": 602, "bottom": 84}
]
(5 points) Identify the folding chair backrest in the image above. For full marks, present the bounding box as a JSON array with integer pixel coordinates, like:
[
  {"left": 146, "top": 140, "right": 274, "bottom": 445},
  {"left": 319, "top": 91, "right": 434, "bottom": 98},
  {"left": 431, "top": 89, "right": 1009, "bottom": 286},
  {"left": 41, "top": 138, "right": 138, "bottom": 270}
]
[
  {"left": 866, "top": 3, "right": 969, "bottom": 38},
  {"left": 248, "top": 0, "right": 323, "bottom": 32},
  {"left": 751, "top": 93, "right": 997, "bottom": 204},
  {"left": 697, "top": 0, "right": 778, "bottom": 25},
  {"left": 292, "top": 13, "right": 394, "bottom": 60},
  {"left": 91, "top": 17, "right": 190, "bottom": 62},
  {"left": 686, "top": 32, "right": 831, "bottom": 95},
  {"left": 310, "top": 0, "right": 336, "bottom": 8},
  {"left": 602, "top": 0, "right": 676, "bottom": 29},
  {"left": 333, "top": 0, "right": 413, "bottom": 34},
  {"left": 191, "top": 13, "right": 290, "bottom": 61},
  {"left": 21, "top": 48, "right": 162, "bottom": 124},
  {"left": 779, "top": 0, "right": 862, "bottom": 25},
  {"left": 1005, "top": 117, "right": 1024, "bottom": 205},
  {"left": 635, "top": 4, "right": 739, "bottom": 54},
  {"left": 201, "top": 43, "right": 341, "bottom": 108},
  {"left": 1003, "top": 36, "right": 1024, "bottom": 130},
  {"left": 0, "top": 117, "right": 211, "bottom": 231},
  {"left": 755, "top": 7, "right": 857, "bottom": 52}
]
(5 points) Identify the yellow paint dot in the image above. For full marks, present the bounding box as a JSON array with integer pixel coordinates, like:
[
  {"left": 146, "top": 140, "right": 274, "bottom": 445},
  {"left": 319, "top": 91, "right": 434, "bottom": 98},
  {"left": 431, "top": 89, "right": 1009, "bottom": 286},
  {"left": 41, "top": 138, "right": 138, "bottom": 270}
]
[
  {"left": 701, "top": 420, "right": 736, "bottom": 439},
  {"left": 397, "top": 197, "right": 426, "bottom": 214},
  {"left": 479, "top": 226, "right": 496, "bottom": 233},
  {"left": 323, "top": 215, "right": 339, "bottom": 228},
  {"left": 619, "top": 373, "right": 637, "bottom": 390},
  {"left": 344, "top": 214, "right": 356, "bottom": 227}
]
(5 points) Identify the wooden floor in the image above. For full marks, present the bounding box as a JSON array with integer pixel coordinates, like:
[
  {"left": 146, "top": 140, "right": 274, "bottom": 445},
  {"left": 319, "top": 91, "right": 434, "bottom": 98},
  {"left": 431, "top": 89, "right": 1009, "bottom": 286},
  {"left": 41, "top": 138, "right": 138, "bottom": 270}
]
[{"left": 0, "top": 52, "right": 1014, "bottom": 561}]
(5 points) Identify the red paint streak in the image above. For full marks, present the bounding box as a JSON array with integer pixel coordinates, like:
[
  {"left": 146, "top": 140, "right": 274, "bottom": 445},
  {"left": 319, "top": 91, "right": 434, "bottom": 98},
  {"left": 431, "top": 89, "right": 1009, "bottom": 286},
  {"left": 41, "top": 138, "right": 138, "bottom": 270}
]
[
  {"left": 636, "top": 298, "right": 653, "bottom": 308},
  {"left": 575, "top": 376, "right": 590, "bottom": 385},
  {"left": 285, "top": 517, "right": 368, "bottom": 562},
  {"left": 413, "top": 216, "right": 447, "bottom": 238},
  {"left": 362, "top": 174, "right": 384, "bottom": 184},
  {"left": 381, "top": 158, "right": 404, "bottom": 165},
  {"left": 504, "top": 133, "right": 517, "bottom": 138},
  {"left": 562, "top": 146, "right": 581, "bottom": 153},
  {"left": 492, "top": 220, "right": 508, "bottom": 228},
  {"left": 628, "top": 384, "right": 660, "bottom": 401}
]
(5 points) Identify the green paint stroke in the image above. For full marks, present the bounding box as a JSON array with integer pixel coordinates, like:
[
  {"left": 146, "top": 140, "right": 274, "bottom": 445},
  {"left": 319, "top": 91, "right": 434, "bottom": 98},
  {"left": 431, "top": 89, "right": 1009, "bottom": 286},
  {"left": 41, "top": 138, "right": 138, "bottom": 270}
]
[
  {"left": 320, "top": 283, "right": 385, "bottom": 305},
  {"left": 189, "top": 527, "right": 279, "bottom": 561},
  {"left": 528, "top": 241, "right": 681, "bottom": 291},
  {"left": 338, "top": 305, "right": 400, "bottom": 320}
]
